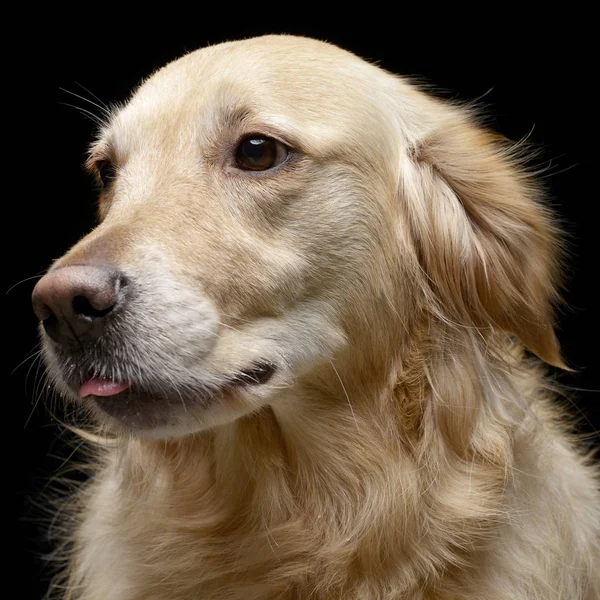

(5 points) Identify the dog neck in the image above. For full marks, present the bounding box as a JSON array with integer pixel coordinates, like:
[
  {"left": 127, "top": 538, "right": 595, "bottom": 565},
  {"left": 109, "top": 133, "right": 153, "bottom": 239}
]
[{"left": 115, "top": 322, "right": 523, "bottom": 595}]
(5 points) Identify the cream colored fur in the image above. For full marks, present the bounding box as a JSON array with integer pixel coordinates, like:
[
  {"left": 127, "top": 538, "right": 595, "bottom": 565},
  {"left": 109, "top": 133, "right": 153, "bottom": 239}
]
[{"left": 43, "top": 35, "right": 599, "bottom": 599}]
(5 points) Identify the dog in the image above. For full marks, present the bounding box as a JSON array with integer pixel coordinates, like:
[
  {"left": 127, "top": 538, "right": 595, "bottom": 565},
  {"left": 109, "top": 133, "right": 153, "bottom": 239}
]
[{"left": 33, "top": 35, "right": 599, "bottom": 599}]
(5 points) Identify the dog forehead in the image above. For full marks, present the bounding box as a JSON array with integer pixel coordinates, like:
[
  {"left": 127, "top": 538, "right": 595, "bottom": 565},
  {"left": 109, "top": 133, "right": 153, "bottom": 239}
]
[
  {"left": 107, "top": 35, "right": 399, "bottom": 157},
  {"left": 141, "top": 34, "right": 379, "bottom": 103}
]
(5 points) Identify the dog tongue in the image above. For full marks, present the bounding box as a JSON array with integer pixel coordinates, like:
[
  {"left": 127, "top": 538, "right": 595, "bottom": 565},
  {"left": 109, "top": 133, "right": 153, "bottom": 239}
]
[{"left": 80, "top": 378, "right": 130, "bottom": 398}]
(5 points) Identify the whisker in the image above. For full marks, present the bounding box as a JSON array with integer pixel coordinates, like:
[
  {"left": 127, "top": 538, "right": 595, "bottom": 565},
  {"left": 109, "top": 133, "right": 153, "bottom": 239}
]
[
  {"left": 6, "top": 272, "right": 45, "bottom": 295},
  {"left": 58, "top": 102, "right": 105, "bottom": 126},
  {"left": 59, "top": 87, "right": 111, "bottom": 118},
  {"left": 74, "top": 82, "right": 110, "bottom": 112},
  {"left": 11, "top": 343, "right": 43, "bottom": 376},
  {"left": 25, "top": 359, "right": 49, "bottom": 430},
  {"left": 24, "top": 345, "right": 44, "bottom": 391}
]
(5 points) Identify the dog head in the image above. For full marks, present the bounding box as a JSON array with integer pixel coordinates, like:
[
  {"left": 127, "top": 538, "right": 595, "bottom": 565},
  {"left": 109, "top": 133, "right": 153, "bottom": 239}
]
[{"left": 33, "top": 35, "right": 563, "bottom": 438}]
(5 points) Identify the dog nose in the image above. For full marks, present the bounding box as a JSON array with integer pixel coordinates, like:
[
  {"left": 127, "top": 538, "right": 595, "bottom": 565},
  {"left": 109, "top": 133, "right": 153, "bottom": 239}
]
[{"left": 32, "top": 265, "right": 125, "bottom": 344}]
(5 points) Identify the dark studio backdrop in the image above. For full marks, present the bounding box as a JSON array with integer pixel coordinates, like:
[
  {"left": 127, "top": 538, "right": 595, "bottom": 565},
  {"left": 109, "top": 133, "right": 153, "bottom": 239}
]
[{"left": 10, "top": 18, "right": 598, "bottom": 599}]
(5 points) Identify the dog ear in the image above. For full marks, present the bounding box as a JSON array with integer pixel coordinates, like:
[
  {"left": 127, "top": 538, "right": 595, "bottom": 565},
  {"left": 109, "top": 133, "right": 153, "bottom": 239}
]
[{"left": 399, "top": 108, "right": 566, "bottom": 368}]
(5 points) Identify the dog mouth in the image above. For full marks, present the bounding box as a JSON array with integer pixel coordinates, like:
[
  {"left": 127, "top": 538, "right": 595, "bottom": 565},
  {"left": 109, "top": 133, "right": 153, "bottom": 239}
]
[{"left": 79, "top": 361, "right": 277, "bottom": 429}]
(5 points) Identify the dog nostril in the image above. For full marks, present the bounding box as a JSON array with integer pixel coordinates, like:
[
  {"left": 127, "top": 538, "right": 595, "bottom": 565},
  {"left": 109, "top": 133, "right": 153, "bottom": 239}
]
[
  {"left": 72, "top": 295, "right": 115, "bottom": 319},
  {"left": 35, "top": 301, "right": 54, "bottom": 322},
  {"left": 41, "top": 311, "right": 59, "bottom": 336}
]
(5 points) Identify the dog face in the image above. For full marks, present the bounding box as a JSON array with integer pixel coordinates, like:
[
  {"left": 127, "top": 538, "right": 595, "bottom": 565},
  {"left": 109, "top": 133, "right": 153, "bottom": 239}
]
[{"left": 33, "top": 35, "right": 562, "bottom": 439}]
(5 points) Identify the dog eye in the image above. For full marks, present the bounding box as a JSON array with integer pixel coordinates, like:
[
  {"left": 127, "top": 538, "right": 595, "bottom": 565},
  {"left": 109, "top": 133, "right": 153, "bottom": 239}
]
[
  {"left": 235, "top": 136, "right": 288, "bottom": 171},
  {"left": 96, "top": 160, "right": 116, "bottom": 187}
]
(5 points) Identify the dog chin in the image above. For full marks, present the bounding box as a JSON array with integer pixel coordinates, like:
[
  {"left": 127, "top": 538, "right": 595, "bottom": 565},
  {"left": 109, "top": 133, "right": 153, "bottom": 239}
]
[
  {"left": 88, "top": 389, "right": 232, "bottom": 437},
  {"left": 85, "top": 370, "right": 279, "bottom": 439}
]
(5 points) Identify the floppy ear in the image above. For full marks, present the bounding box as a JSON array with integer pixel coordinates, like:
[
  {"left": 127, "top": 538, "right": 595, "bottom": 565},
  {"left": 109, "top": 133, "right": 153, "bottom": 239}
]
[{"left": 399, "top": 108, "right": 566, "bottom": 368}]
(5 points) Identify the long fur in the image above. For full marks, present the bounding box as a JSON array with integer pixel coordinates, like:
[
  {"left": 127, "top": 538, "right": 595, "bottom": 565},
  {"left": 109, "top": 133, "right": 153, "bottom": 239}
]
[{"left": 40, "top": 35, "right": 599, "bottom": 599}]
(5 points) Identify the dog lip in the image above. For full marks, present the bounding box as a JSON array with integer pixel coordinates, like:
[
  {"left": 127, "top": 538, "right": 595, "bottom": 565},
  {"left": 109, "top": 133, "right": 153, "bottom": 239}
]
[
  {"left": 74, "top": 361, "right": 275, "bottom": 401},
  {"left": 80, "top": 378, "right": 130, "bottom": 398},
  {"left": 83, "top": 362, "right": 276, "bottom": 429}
]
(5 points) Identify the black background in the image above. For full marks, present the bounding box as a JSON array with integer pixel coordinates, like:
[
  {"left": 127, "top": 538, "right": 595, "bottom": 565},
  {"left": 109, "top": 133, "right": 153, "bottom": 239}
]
[{"left": 11, "top": 17, "right": 598, "bottom": 599}]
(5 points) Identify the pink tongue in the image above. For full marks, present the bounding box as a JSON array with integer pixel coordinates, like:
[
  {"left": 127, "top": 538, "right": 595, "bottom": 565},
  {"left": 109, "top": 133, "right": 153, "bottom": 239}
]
[{"left": 80, "top": 378, "right": 130, "bottom": 398}]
